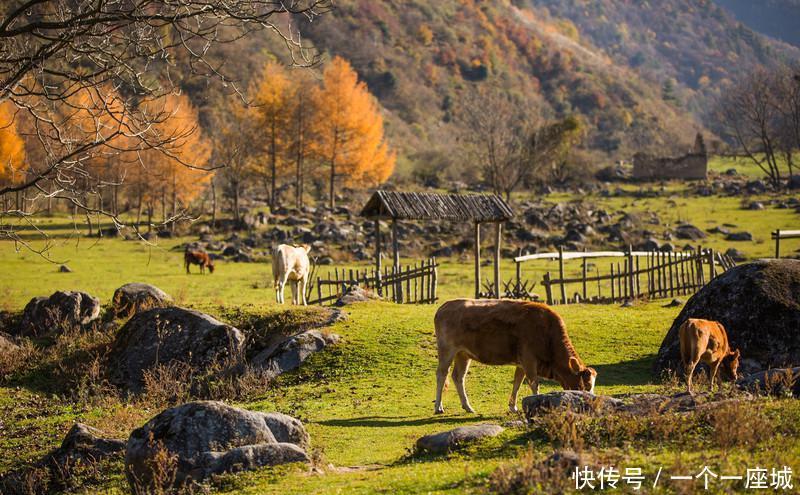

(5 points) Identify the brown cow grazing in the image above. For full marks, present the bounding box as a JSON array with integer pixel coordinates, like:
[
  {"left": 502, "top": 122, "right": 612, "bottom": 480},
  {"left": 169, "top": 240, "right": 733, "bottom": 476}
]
[
  {"left": 433, "top": 299, "right": 597, "bottom": 414},
  {"left": 184, "top": 249, "right": 214, "bottom": 274},
  {"left": 679, "top": 318, "right": 740, "bottom": 394}
]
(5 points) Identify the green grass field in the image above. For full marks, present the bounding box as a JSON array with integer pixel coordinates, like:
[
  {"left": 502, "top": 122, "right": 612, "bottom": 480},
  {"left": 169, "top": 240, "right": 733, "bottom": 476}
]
[{"left": 1, "top": 184, "right": 800, "bottom": 494}]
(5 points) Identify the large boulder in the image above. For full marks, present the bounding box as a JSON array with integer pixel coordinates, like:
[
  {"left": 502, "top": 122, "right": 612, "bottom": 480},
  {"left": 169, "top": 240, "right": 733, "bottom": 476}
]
[
  {"left": 111, "top": 283, "right": 172, "bottom": 320},
  {"left": 108, "top": 307, "right": 245, "bottom": 391},
  {"left": 125, "top": 401, "right": 309, "bottom": 491},
  {"left": 0, "top": 423, "right": 125, "bottom": 494},
  {"left": 415, "top": 424, "right": 504, "bottom": 455},
  {"left": 17, "top": 291, "right": 101, "bottom": 338},
  {"left": 251, "top": 330, "right": 339, "bottom": 380},
  {"left": 653, "top": 260, "right": 800, "bottom": 377},
  {"left": 522, "top": 391, "right": 624, "bottom": 419},
  {"left": 737, "top": 367, "right": 800, "bottom": 398}
]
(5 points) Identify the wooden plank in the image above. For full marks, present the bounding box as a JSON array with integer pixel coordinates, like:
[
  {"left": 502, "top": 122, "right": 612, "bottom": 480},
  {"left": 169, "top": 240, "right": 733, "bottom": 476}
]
[
  {"left": 582, "top": 254, "right": 588, "bottom": 301},
  {"left": 474, "top": 222, "right": 481, "bottom": 299},
  {"left": 494, "top": 222, "right": 502, "bottom": 300},
  {"left": 432, "top": 257, "right": 438, "bottom": 303},
  {"left": 558, "top": 245, "right": 567, "bottom": 305},
  {"left": 514, "top": 250, "right": 693, "bottom": 263},
  {"left": 708, "top": 248, "right": 716, "bottom": 282},
  {"left": 610, "top": 263, "right": 615, "bottom": 302},
  {"left": 544, "top": 272, "right": 553, "bottom": 305}
]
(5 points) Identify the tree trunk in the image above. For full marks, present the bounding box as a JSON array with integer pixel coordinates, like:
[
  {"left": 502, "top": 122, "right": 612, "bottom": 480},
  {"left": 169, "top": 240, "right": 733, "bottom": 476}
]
[
  {"left": 270, "top": 119, "right": 277, "bottom": 209},
  {"left": 210, "top": 177, "right": 217, "bottom": 229}
]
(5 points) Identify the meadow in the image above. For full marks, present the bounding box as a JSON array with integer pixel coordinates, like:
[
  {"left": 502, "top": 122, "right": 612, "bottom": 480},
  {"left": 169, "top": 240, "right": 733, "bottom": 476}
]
[{"left": 1, "top": 176, "right": 800, "bottom": 494}]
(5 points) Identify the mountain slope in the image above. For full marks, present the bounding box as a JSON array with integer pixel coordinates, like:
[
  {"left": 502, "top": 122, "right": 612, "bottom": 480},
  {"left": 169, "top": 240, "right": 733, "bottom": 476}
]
[{"left": 715, "top": 0, "right": 800, "bottom": 48}]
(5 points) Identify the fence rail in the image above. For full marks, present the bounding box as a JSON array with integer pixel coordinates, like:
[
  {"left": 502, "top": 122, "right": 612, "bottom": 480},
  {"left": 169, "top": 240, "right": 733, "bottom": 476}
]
[
  {"left": 773, "top": 229, "right": 800, "bottom": 258},
  {"left": 308, "top": 258, "right": 438, "bottom": 305},
  {"left": 515, "top": 247, "right": 735, "bottom": 306}
]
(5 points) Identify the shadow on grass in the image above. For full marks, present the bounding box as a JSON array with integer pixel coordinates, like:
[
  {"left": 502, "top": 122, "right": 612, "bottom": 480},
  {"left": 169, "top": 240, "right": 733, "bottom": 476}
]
[
  {"left": 317, "top": 414, "right": 494, "bottom": 428},
  {"left": 593, "top": 354, "right": 657, "bottom": 387}
]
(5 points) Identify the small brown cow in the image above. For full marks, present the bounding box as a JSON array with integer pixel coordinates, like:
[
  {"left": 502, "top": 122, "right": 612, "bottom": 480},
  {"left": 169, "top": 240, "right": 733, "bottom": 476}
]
[
  {"left": 679, "top": 318, "right": 740, "bottom": 394},
  {"left": 184, "top": 249, "right": 214, "bottom": 274},
  {"left": 433, "top": 299, "right": 597, "bottom": 414}
]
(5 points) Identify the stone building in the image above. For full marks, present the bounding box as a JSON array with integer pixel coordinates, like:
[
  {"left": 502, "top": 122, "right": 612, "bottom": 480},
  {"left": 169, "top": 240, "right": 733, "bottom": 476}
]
[{"left": 632, "top": 133, "right": 708, "bottom": 180}]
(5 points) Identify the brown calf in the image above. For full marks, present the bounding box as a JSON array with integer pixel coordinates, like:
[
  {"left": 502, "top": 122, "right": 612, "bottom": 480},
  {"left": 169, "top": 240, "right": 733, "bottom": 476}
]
[
  {"left": 433, "top": 299, "right": 597, "bottom": 414},
  {"left": 184, "top": 249, "right": 214, "bottom": 274},
  {"left": 679, "top": 318, "right": 740, "bottom": 394}
]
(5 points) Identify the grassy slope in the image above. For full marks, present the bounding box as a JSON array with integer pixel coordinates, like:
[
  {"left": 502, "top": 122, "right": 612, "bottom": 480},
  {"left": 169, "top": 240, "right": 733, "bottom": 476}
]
[{"left": 1, "top": 184, "right": 799, "bottom": 494}]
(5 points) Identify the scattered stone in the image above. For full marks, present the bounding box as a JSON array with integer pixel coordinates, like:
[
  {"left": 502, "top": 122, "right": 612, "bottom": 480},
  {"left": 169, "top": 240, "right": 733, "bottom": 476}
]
[
  {"left": 125, "top": 401, "right": 309, "bottom": 491},
  {"left": 637, "top": 238, "right": 660, "bottom": 251},
  {"left": 335, "top": 285, "right": 378, "bottom": 306},
  {"left": 725, "top": 248, "right": 747, "bottom": 262},
  {"left": 737, "top": 368, "right": 800, "bottom": 398},
  {"left": 17, "top": 291, "right": 101, "bottom": 338},
  {"left": 621, "top": 300, "right": 634, "bottom": 308},
  {"left": 522, "top": 391, "right": 624, "bottom": 419},
  {"left": 663, "top": 298, "right": 683, "bottom": 307},
  {"left": 660, "top": 242, "right": 676, "bottom": 252},
  {"left": 58, "top": 264, "right": 72, "bottom": 273},
  {"left": 707, "top": 226, "right": 730, "bottom": 235},
  {"left": 415, "top": 424, "right": 504, "bottom": 455},
  {"left": 111, "top": 283, "right": 172, "bottom": 320},
  {"left": 747, "top": 201, "right": 765, "bottom": 210},
  {"left": 0, "top": 423, "right": 125, "bottom": 494},
  {"left": 653, "top": 259, "right": 800, "bottom": 377},
  {"left": 726, "top": 231, "right": 753, "bottom": 242},
  {"left": 108, "top": 307, "right": 245, "bottom": 392},
  {"left": 675, "top": 224, "right": 707, "bottom": 240},
  {"left": 251, "top": 330, "right": 340, "bottom": 380}
]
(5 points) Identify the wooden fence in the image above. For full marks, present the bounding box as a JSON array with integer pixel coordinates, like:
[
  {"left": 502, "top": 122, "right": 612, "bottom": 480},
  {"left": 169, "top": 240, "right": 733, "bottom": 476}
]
[
  {"left": 308, "top": 258, "right": 438, "bottom": 305},
  {"left": 514, "top": 247, "right": 736, "bottom": 306},
  {"left": 773, "top": 229, "right": 800, "bottom": 258}
]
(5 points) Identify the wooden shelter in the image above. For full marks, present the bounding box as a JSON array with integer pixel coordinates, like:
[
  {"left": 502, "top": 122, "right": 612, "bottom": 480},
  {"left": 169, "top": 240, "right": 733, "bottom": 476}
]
[{"left": 360, "top": 190, "right": 514, "bottom": 298}]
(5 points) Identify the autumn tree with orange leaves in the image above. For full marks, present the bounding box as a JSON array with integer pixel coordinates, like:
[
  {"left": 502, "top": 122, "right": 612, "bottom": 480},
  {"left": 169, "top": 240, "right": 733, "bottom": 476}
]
[
  {"left": 0, "top": 101, "right": 26, "bottom": 211},
  {"left": 311, "top": 57, "right": 395, "bottom": 208}
]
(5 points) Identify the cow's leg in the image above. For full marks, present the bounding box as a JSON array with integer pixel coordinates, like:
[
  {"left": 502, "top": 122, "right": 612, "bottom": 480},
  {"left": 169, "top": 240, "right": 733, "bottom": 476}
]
[
  {"left": 290, "top": 280, "right": 298, "bottom": 305},
  {"left": 434, "top": 346, "right": 457, "bottom": 415},
  {"left": 185, "top": 259, "right": 190, "bottom": 274},
  {"left": 277, "top": 277, "right": 287, "bottom": 304},
  {"left": 520, "top": 359, "right": 540, "bottom": 395},
  {"left": 299, "top": 275, "right": 308, "bottom": 306},
  {"left": 710, "top": 360, "right": 722, "bottom": 392},
  {"left": 509, "top": 366, "right": 526, "bottom": 412},
  {"left": 451, "top": 352, "right": 474, "bottom": 413},
  {"left": 685, "top": 360, "right": 698, "bottom": 395}
]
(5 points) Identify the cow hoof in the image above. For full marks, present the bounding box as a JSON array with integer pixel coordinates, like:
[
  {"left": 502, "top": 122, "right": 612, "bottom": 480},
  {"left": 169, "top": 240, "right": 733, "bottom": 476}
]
[
  {"left": 509, "top": 405, "right": 518, "bottom": 413},
  {"left": 434, "top": 408, "right": 444, "bottom": 415},
  {"left": 463, "top": 406, "right": 475, "bottom": 413}
]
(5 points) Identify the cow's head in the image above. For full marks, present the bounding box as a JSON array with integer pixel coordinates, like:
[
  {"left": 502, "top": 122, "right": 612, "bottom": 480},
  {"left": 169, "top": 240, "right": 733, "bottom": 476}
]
[
  {"left": 568, "top": 357, "right": 598, "bottom": 394},
  {"left": 207, "top": 261, "right": 215, "bottom": 274},
  {"left": 722, "top": 349, "right": 741, "bottom": 380}
]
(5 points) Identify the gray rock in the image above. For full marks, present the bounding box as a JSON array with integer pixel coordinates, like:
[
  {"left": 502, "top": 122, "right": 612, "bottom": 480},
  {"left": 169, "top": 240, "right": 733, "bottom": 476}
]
[
  {"left": 0, "top": 423, "right": 125, "bottom": 494},
  {"left": 637, "top": 238, "right": 661, "bottom": 251},
  {"left": 125, "top": 401, "right": 309, "bottom": 491},
  {"left": 663, "top": 298, "right": 684, "bottom": 307},
  {"left": 726, "top": 231, "right": 753, "bottom": 242},
  {"left": 111, "top": 283, "right": 172, "bottom": 320},
  {"left": 17, "top": 291, "right": 101, "bottom": 338},
  {"left": 108, "top": 307, "right": 245, "bottom": 392},
  {"left": 747, "top": 201, "right": 765, "bottom": 210},
  {"left": 725, "top": 248, "right": 747, "bottom": 262},
  {"left": 737, "top": 368, "right": 800, "bottom": 397},
  {"left": 675, "top": 224, "right": 707, "bottom": 240},
  {"left": 522, "top": 391, "right": 624, "bottom": 419},
  {"left": 262, "top": 412, "right": 311, "bottom": 449},
  {"left": 653, "top": 260, "right": 800, "bottom": 377},
  {"left": 335, "top": 285, "right": 377, "bottom": 306},
  {"left": 252, "top": 330, "right": 339, "bottom": 380},
  {"left": 415, "top": 424, "right": 504, "bottom": 454},
  {"left": 58, "top": 264, "right": 72, "bottom": 273}
]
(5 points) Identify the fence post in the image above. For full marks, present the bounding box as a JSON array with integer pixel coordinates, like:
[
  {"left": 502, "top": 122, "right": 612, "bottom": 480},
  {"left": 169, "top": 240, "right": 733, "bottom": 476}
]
[
  {"left": 432, "top": 257, "right": 438, "bottom": 303},
  {"left": 610, "top": 263, "right": 615, "bottom": 302},
  {"left": 775, "top": 229, "right": 781, "bottom": 259},
  {"left": 494, "top": 222, "right": 502, "bottom": 299},
  {"left": 544, "top": 272, "right": 553, "bottom": 305},
  {"left": 375, "top": 218, "right": 382, "bottom": 297},
  {"left": 627, "top": 245, "right": 635, "bottom": 301},
  {"left": 474, "top": 222, "right": 481, "bottom": 299},
  {"left": 558, "top": 245, "right": 567, "bottom": 305},
  {"left": 581, "top": 252, "right": 588, "bottom": 302}
]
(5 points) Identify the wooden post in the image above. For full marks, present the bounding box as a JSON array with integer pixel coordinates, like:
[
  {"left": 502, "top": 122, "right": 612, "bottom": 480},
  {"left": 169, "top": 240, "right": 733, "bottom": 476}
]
[
  {"left": 558, "top": 245, "right": 567, "bottom": 305},
  {"left": 627, "top": 245, "right": 635, "bottom": 301},
  {"left": 432, "top": 257, "right": 438, "bottom": 302},
  {"left": 610, "top": 263, "right": 616, "bottom": 302},
  {"left": 474, "top": 222, "right": 481, "bottom": 299},
  {"left": 775, "top": 229, "right": 781, "bottom": 259},
  {"left": 494, "top": 222, "right": 502, "bottom": 299},
  {"left": 708, "top": 248, "right": 715, "bottom": 281},
  {"left": 392, "top": 218, "right": 402, "bottom": 302},
  {"left": 516, "top": 248, "right": 522, "bottom": 295},
  {"left": 375, "top": 219, "right": 382, "bottom": 296},
  {"left": 544, "top": 272, "right": 553, "bottom": 305},
  {"left": 581, "top": 253, "right": 588, "bottom": 302}
]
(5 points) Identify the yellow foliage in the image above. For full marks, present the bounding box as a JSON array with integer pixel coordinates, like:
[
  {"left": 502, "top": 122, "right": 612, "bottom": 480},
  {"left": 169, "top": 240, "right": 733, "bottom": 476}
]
[
  {"left": 311, "top": 56, "right": 395, "bottom": 198},
  {"left": 0, "top": 101, "right": 26, "bottom": 185}
]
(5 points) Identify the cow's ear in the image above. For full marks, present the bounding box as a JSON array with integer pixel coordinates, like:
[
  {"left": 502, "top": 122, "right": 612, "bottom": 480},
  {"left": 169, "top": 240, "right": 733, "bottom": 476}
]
[
  {"left": 731, "top": 349, "right": 740, "bottom": 358},
  {"left": 568, "top": 357, "right": 581, "bottom": 374}
]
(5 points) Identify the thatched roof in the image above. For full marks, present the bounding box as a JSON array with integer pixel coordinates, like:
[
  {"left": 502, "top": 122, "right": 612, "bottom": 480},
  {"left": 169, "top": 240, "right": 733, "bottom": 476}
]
[{"left": 360, "top": 190, "right": 513, "bottom": 222}]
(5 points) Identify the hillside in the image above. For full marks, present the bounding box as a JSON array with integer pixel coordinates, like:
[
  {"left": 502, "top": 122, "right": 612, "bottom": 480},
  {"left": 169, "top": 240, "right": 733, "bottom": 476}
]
[
  {"left": 184, "top": 0, "right": 799, "bottom": 184},
  {"left": 716, "top": 0, "right": 800, "bottom": 48}
]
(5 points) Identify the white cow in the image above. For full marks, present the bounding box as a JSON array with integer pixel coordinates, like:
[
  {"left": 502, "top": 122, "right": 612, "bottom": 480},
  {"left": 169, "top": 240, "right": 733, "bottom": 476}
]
[{"left": 272, "top": 244, "right": 312, "bottom": 305}]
